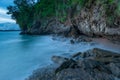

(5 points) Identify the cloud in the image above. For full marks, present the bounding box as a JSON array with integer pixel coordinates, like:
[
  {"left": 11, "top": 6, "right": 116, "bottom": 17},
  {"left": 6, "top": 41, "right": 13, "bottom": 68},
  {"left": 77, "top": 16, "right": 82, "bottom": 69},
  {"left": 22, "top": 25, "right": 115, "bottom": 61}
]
[
  {"left": 0, "top": 17, "right": 15, "bottom": 23},
  {"left": 0, "top": 8, "right": 9, "bottom": 18},
  {"left": 0, "top": 8, "right": 7, "bottom": 14},
  {"left": 0, "top": 0, "right": 16, "bottom": 23},
  {"left": 0, "top": 7, "right": 15, "bottom": 23}
]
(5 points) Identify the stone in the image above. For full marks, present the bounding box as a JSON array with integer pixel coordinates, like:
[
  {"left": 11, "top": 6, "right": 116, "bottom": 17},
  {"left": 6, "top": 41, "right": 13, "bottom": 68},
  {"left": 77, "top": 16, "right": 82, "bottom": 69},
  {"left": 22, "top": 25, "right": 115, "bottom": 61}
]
[
  {"left": 51, "top": 56, "right": 69, "bottom": 64},
  {"left": 55, "top": 59, "right": 78, "bottom": 74},
  {"left": 54, "top": 48, "right": 120, "bottom": 80},
  {"left": 27, "top": 48, "right": 120, "bottom": 80},
  {"left": 108, "top": 63, "right": 120, "bottom": 78},
  {"left": 56, "top": 68, "right": 114, "bottom": 80},
  {"left": 70, "top": 39, "right": 75, "bottom": 44}
]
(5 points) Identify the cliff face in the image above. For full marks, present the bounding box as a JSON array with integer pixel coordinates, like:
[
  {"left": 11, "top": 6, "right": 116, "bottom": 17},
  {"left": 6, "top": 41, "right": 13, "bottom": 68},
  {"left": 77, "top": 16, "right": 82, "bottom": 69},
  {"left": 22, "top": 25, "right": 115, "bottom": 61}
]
[
  {"left": 72, "top": 0, "right": 120, "bottom": 36},
  {"left": 70, "top": 0, "right": 120, "bottom": 42},
  {"left": 68, "top": 0, "right": 120, "bottom": 41},
  {"left": 75, "top": 2, "right": 107, "bottom": 36},
  {"left": 21, "top": 0, "right": 120, "bottom": 41}
]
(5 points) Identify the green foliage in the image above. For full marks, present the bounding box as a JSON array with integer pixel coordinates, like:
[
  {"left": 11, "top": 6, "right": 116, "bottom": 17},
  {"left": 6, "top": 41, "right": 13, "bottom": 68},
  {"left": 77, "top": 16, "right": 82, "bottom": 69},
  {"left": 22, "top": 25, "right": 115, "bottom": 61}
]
[
  {"left": 108, "top": 0, "right": 114, "bottom": 3},
  {"left": 7, "top": 0, "right": 87, "bottom": 30},
  {"left": 34, "top": 0, "right": 56, "bottom": 18},
  {"left": 116, "top": 1, "right": 120, "bottom": 16},
  {"left": 103, "top": 0, "right": 120, "bottom": 26},
  {"left": 7, "top": 0, "right": 35, "bottom": 30},
  {"left": 7, "top": 0, "right": 120, "bottom": 31}
]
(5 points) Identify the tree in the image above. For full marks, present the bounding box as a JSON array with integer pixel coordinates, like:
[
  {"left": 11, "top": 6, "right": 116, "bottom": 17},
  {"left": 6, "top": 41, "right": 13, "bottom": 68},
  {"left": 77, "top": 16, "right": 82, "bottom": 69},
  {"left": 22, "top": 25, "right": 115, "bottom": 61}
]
[{"left": 7, "top": 0, "right": 35, "bottom": 31}]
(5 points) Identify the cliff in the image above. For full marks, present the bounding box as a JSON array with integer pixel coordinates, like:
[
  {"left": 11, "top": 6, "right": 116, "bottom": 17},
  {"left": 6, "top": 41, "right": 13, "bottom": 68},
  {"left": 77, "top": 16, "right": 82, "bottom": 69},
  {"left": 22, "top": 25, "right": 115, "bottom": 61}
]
[{"left": 8, "top": 0, "right": 120, "bottom": 41}]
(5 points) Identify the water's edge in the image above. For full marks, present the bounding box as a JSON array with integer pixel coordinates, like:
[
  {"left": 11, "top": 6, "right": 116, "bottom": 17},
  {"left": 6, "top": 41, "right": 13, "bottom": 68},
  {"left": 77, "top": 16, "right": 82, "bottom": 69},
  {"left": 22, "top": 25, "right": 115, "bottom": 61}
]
[{"left": 0, "top": 31, "right": 120, "bottom": 80}]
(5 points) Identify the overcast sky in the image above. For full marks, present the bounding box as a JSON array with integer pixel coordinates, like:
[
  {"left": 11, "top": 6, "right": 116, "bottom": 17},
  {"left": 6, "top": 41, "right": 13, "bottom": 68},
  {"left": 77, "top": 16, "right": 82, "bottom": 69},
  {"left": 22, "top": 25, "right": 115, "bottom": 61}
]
[{"left": 0, "top": 0, "right": 15, "bottom": 23}]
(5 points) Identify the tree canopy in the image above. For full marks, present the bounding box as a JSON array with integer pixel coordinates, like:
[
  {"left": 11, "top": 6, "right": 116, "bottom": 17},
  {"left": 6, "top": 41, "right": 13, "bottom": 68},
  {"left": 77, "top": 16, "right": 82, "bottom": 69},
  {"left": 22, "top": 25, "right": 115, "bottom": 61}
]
[{"left": 7, "top": 0, "right": 120, "bottom": 31}]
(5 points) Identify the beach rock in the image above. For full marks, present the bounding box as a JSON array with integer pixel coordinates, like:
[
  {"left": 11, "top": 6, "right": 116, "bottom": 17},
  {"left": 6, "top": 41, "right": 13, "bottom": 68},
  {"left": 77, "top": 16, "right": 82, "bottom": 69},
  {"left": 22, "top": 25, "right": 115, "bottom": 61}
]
[
  {"left": 107, "top": 63, "right": 120, "bottom": 78},
  {"left": 71, "top": 52, "right": 82, "bottom": 59},
  {"left": 56, "top": 68, "right": 114, "bottom": 80},
  {"left": 27, "top": 48, "right": 120, "bottom": 80},
  {"left": 80, "top": 48, "right": 120, "bottom": 63},
  {"left": 26, "top": 65, "right": 56, "bottom": 80},
  {"left": 77, "top": 59, "right": 111, "bottom": 74},
  {"left": 70, "top": 39, "right": 75, "bottom": 44},
  {"left": 55, "top": 59, "right": 78, "bottom": 74},
  {"left": 51, "top": 56, "right": 69, "bottom": 64},
  {"left": 54, "top": 48, "right": 120, "bottom": 80},
  {"left": 79, "top": 48, "right": 118, "bottom": 57}
]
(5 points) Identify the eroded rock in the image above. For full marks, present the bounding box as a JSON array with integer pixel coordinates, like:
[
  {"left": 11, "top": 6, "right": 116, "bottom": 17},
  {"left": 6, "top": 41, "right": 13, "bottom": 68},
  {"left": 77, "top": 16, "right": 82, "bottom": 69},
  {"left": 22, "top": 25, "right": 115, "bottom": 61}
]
[
  {"left": 53, "top": 48, "right": 120, "bottom": 80},
  {"left": 27, "top": 48, "right": 120, "bottom": 80}
]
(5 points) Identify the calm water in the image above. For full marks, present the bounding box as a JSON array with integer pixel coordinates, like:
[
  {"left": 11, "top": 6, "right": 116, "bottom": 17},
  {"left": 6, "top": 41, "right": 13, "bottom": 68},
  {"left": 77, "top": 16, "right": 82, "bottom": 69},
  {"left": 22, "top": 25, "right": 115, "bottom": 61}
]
[{"left": 0, "top": 31, "right": 120, "bottom": 80}]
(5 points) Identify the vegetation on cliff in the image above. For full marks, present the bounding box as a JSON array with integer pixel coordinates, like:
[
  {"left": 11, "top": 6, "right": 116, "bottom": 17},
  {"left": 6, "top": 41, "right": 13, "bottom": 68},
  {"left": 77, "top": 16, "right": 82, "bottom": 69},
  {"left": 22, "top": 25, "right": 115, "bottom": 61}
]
[{"left": 7, "top": 0, "right": 120, "bottom": 34}]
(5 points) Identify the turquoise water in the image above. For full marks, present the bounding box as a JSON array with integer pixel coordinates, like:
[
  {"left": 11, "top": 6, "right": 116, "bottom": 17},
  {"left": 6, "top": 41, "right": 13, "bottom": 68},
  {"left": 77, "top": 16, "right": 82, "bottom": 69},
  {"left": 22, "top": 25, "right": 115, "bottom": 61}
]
[
  {"left": 0, "top": 31, "right": 120, "bottom": 80},
  {"left": 0, "top": 31, "right": 92, "bottom": 80}
]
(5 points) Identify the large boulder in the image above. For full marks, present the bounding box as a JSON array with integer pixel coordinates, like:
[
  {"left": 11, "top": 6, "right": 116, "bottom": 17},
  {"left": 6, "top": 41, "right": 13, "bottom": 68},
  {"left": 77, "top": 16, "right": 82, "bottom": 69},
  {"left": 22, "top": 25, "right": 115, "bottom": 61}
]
[
  {"left": 53, "top": 48, "right": 120, "bottom": 80},
  {"left": 27, "top": 48, "right": 120, "bottom": 80}
]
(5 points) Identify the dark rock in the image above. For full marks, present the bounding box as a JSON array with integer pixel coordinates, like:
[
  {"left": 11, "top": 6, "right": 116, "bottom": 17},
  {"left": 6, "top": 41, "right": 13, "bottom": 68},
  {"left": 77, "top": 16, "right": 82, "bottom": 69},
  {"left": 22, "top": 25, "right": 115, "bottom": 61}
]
[
  {"left": 26, "top": 65, "right": 56, "bottom": 80},
  {"left": 71, "top": 52, "right": 82, "bottom": 58},
  {"left": 44, "top": 20, "right": 70, "bottom": 35},
  {"left": 20, "top": 19, "right": 71, "bottom": 36},
  {"left": 54, "top": 48, "right": 120, "bottom": 80},
  {"left": 27, "top": 48, "right": 120, "bottom": 80},
  {"left": 56, "top": 68, "right": 114, "bottom": 80},
  {"left": 80, "top": 48, "right": 120, "bottom": 63},
  {"left": 77, "top": 59, "right": 112, "bottom": 74},
  {"left": 80, "top": 48, "right": 120, "bottom": 58},
  {"left": 51, "top": 56, "right": 69, "bottom": 64},
  {"left": 70, "top": 39, "right": 75, "bottom": 44},
  {"left": 55, "top": 59, "right": 78, "bottom": 74},
  {"left": 107, "top": 63, "right": 120, "bottom": 78}
]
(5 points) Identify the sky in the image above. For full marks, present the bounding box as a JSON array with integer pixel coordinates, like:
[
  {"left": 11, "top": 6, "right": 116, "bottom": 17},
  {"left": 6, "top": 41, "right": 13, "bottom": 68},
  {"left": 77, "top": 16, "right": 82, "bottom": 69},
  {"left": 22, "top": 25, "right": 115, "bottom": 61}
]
[{"left": 0, "top": 0, "right": 15, "bottom": 23}]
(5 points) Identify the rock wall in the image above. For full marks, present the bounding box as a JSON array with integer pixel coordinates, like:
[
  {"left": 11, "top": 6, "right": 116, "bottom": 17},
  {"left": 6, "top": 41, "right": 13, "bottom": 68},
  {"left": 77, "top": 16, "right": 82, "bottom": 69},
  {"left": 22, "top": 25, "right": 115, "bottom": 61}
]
[
  {"left": 21, "top": 0, "right": 120, "bottom": 41},
  {"left": 72, "top": 0, "right": 120, "bottom": 37}
]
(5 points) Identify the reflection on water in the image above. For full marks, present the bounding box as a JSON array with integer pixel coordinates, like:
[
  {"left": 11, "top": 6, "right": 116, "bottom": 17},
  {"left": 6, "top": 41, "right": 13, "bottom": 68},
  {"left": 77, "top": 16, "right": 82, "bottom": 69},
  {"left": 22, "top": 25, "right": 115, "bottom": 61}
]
[{"left": 0, "top": 31, "right": 120, "bottom": 80}]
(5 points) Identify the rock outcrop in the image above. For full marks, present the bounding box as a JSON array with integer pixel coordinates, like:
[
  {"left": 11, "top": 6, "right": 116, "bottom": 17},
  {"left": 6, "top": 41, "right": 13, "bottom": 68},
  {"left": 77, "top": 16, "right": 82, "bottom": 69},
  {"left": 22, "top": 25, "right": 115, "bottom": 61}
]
[
  {"left": 53, "top": 48, "right": 120, "bottom": 80},
  {"left": 71, "top": 0, "right": 120, "bottom": 39},
  {"left": 27, "top": 48, "right": 120, "bottom": 80},
  {"left": 21, "top": 0, "right": 120, "bottom": 43}
]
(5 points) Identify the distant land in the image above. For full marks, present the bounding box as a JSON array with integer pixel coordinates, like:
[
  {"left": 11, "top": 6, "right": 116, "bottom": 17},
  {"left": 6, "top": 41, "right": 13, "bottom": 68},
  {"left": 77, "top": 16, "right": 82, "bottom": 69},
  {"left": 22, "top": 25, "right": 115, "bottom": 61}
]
[{"left": 0, "top": 22, "right": 20, "bottom": 31}]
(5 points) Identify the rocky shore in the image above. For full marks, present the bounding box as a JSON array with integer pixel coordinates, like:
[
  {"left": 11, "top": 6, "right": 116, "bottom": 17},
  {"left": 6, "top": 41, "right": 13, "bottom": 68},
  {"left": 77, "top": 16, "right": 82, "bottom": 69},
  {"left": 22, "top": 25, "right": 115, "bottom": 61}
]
[
  {"left": 5, "top": 0, "right": 120, "bottom": 80},
  {"left": 19, "top": 0, "right": 120, "bottom": 43},
  {"left": 19, "top": 1, "right": 120, "bottom": 80},
  {"left": 26, "top": 48, "right": 120, "bottom": 80}
]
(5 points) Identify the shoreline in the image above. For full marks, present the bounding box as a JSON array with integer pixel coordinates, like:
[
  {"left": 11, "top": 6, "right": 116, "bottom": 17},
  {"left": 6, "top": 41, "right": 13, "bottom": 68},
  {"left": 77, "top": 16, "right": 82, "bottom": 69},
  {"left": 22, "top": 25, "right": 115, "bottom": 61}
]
[
  {"left": 0, "top": 30, "right": 20, "bottom": 31},
  {"left": 26, "top": 48, "right": 120, "bottom": 80},
  {"left": 25, "top": 36, "right": 120, "bottom": 80},
  {"left": 1, "top": 0, "right": 120, "bottom": 80}
]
